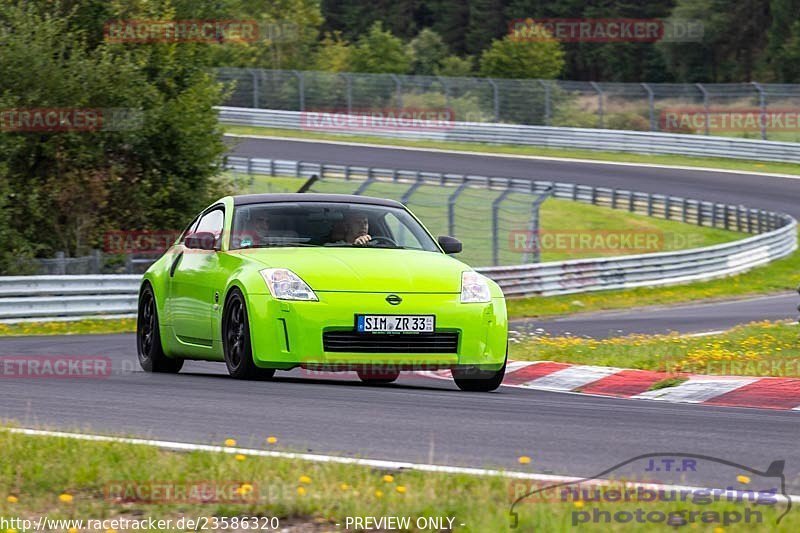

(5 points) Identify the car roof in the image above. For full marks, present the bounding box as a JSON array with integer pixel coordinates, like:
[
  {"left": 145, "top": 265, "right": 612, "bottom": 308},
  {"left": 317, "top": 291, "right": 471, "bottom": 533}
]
[{"left": 231, "top": 193, "right": 405, "bottom": 209}]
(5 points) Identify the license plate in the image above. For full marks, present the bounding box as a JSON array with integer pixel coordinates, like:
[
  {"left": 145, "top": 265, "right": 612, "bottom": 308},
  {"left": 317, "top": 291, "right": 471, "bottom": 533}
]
[{"left": 356, "top": 315, "right": 435, "bottom": 333}]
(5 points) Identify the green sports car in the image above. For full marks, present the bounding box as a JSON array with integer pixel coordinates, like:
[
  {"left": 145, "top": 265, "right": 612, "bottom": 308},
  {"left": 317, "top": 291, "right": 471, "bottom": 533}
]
[{"left": 137, "top": 193, "right": 508, "bottom": 391}]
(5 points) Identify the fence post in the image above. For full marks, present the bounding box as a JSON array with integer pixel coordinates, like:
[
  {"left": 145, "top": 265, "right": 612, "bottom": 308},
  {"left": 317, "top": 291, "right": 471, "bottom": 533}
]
[
  {"left": 90, "top": 249, "right": 102, "bottom": 274},
  {"left": 292, "top": 70, "right": 305, "bottom": 111},
  {"left": 447, "top": 182, "right": 470, "bottom": 236},
  {"left": 401, "top": 173, "right": 424, "bottom": 204},
  {"left": 487, "top": 78, "right": 500, "bottom": 122},
  {"left": 249, "top": 69, "right": 260, "bottom": 108},
  {"left": 641, "top": 82, "right": 655, "bottom": 131},
  {"left": 539, "top": 80, "right": 551, "bottom": 126},
  {"left": 523, "top": 186, "right": 553, "bottom": 264},
  {"left": 590, "top": 81, "right": 604, "bottom": 128},
  {"left": 390, "top": 74, "right": 403, "bottom": 107},
  {"left": 341, "top": 73, "right": 353, "bottom": 114},
  {"left": 696, "top": 83, "right": 710, "bottom": 135},
  {"left": 751, "top": 81, "right": 767, "bottom": 140},
  {"left": 492, "top": 188, "right": 513, "bottom": 266},
  {"left": 438, "top": 76, "right": 451, "bottom": 108}
]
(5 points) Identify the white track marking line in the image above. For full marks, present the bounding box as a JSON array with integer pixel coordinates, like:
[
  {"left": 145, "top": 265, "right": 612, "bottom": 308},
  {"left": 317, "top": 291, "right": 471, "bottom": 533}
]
[
  {"left": 224, "top": 133, "right": 800, "bottom": 180},
  {"left": 520, "top": 365, "right": 621, "bottom": 391},
  {"left": 6, "top": 427, "right": 800, "bottom": 504},
  {"left": 633, "top": 377, "right": 758, "bottom": 403}
]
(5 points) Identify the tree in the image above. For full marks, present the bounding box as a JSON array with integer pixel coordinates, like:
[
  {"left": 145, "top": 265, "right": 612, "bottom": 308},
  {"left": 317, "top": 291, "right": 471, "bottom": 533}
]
[
  {"left": 436, "top": 55, "right": 474, "bottom": 77},
  {"left": 349, "top": 21, "right": 412, "bottom": 73},
  {"left": 408, "top": 28, "right": 450, "bottom": 74},
  {"left": 0, "top": 1, "right": 228, "bottom": 270},
  {"left": 479, "top": 33, "right": 564, "bottom": 79},
  {"left": 315, "top": 31, "right": 353, "bottom": 72}
]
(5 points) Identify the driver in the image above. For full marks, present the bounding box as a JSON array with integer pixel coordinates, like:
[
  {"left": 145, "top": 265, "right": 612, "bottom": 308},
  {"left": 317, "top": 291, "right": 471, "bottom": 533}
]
[{"left": 344, "top": 211, "right": 371, "bottom": 246}]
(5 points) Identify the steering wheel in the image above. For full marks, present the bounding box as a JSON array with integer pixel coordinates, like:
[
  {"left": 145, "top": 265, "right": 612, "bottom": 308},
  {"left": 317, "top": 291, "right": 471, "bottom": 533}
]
[{"left": 368, "top": 235, "right": 399, "bottom": 247}]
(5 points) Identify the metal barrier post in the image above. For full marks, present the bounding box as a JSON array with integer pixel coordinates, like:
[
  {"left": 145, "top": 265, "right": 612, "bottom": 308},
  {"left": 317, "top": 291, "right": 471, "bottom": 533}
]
[
  {"left": 249, "top": 69, "right": 260, "bottom": 108},
  {"left": 341, "top": 73, "right": 353, "bottom": 114},
  {"left": 641, "top": 83, "right": 655, "bottom": 131},
  {"left": 391, "top": 74, "right": 403, "bottom": 107},
  {"left": 492, "top": 189, "right": 512, "bottom": 266},
  {"left": 696, "top": 83, "right": 710, "bottom": 135},
  {"left": 590, "top": 82, "right": 604, "bottom": 128},
  {"left": 522, "top": 186, "right": 553, "bottom": 264},
  {"left": 400, "top": 172, "right": 424, "bottom": 204},
  {"left": 292, "top": 70, "right": 305, "bottom": 111},
  {"left": 487, "top": 78, "right": 499, "bottom": 122},
  {"left": 752, "top": 81, "right": 767, "bottom": 140},
  {"left": 447, "top": 182, "right": 469, "bottom": 236},
  {"left": 539, "top": 80, "right": 551, "bottom": 126}
]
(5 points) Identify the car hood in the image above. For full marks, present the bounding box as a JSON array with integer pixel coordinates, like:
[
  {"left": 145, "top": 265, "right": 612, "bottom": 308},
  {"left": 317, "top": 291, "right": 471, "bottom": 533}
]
[{"left": 235, "top": 247, "right": 467, "bottom": 293}]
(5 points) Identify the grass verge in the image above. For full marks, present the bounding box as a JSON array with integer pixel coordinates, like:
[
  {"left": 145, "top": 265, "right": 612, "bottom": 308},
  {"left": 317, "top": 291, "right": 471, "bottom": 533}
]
[
  {"left": 509, "top": 320, "right": 799, "bottom": 377},
  {"left": 224, "top": 124, "right": 800, "bottom": 177},
  {"left": 0, "top": 428, "right": 794, "bottom": 532}
]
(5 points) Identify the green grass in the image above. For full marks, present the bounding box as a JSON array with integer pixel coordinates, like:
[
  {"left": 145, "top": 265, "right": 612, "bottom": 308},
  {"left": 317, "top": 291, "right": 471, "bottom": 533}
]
[
  {"left": 0, "top": 318, "right": 136, "bottom": 337},
  {"left": 509, "top": 320, "right": 800, "bottom": 377},
  {"left": 0, "top": 428, "right": 795, "bottom": 532},
  {"left": 224, "top": 124, "right": 800, "bottom": 177}
]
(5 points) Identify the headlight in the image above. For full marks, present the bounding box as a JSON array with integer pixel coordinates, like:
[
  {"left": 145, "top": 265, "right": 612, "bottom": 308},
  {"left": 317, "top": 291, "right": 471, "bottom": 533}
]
[
  {"left": 460, "top": 271, "right": 491, "bottom": 303},
  {"left": 260, "top": 268, "right": 318, "bottom": 301}
]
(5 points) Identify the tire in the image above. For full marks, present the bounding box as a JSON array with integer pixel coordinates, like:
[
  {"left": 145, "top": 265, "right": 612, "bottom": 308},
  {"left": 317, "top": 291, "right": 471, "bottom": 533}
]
[
  {"left": 357, "top": 369, "right": 400, "bottom": 384},
  {"left": 137, "top": 284, "right": 183, "bottom": 373},
  {"left": 452, "top": 355, "right": 506, "bottom": 392},
  {"left": 223, "top": 289, "right": 275, "bottom": 380}
]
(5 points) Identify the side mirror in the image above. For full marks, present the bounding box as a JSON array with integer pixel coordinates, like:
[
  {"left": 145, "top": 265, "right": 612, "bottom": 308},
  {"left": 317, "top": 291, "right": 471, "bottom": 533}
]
[
  {"left": 184, "top": 231, "right": 217, "bottom": 251},
  {"left": 438, "top": 235, "right": 462, "bottom": 254}
]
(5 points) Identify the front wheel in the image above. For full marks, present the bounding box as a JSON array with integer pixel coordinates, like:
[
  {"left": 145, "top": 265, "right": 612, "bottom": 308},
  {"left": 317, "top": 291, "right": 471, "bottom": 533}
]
[
  {"left": 452, "top": 356, "right": 506, "bottom": 392},
  {"left": 137, "top": 284, "right": 183, "bottom": 373},
  {"left": 223, "top": 289, "right": 275, "bottom": 380}
]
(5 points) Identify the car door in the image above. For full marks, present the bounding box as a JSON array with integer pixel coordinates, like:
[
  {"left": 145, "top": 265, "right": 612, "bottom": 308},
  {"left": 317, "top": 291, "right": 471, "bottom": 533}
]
[{"left": 170, "top": 206, "right": 225, "bottom": 354}]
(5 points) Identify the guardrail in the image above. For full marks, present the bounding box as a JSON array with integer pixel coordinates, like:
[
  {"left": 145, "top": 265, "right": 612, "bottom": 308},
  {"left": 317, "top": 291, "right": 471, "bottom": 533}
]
[
  {"left": 219, "top": 107, "right": 800, "bottom": 163},
  {"left": 2, "top": 159, "right": 795, "bottom": 320}
]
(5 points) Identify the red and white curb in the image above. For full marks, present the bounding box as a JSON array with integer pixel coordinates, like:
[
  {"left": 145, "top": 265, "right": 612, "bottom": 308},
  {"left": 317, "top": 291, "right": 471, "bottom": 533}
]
[{"left": 422, "top": 362, "right": 800, "bottom": 411}]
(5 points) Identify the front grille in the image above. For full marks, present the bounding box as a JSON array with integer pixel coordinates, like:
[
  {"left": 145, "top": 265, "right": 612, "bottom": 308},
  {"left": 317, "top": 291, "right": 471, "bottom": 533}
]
[{"left": 322, "top": 331, "right": 459, "bottom": 353}]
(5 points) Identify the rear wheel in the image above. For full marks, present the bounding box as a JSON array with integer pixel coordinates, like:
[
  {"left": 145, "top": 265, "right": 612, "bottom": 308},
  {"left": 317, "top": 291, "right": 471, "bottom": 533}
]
[
  {"left": 137, "top": 284, "right": 183, "bottom": 373},
  {"left": 223, "top": 289, "right": 275, "bottom": 380},
  {"left": 452, "top": 355, "right": 506, "bottom": 392},
  {"left": 357, "top": 369, "right": 400, "bottom": 384}
]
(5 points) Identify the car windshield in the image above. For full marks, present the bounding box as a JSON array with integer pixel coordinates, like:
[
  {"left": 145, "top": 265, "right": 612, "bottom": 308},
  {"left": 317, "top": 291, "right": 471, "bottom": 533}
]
[{"left": 230, "top": 201, "right": 440, "bottom": 252}]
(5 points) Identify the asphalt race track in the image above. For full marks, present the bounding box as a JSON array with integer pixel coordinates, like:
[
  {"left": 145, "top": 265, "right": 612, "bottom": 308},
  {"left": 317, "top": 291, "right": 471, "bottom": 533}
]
[
  {"left": 1, "top": 334, "right": 799, "bottom": 493},
  {"left": 512, "top": 292, "right": 797, "bottom": 338},
  {"left": 3, "top": 137, "right": 799, "bottom": 496},
  {"left": 226, "top": 136, "right": 800, "bottom": 218}
]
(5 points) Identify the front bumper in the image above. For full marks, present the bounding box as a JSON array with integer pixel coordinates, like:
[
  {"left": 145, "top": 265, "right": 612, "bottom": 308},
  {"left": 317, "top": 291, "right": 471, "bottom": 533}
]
[{"left": 245, "top": 291, "right": 507, "bottom": 370}]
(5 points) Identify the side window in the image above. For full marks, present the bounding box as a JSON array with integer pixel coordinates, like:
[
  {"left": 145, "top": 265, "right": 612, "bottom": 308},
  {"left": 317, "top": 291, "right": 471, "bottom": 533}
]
[
  {"left": 194, "top": 208, "right": 225, "bottom": 248},
  {"left": 384, "top": 213, "right": 412, "bottom": 248},
  {"left": 179, "top": 215, "right": 200, "bottom": 244}
]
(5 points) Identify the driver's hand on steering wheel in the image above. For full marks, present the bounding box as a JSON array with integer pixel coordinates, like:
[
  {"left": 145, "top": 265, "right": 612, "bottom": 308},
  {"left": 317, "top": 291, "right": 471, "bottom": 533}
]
[{"left": 353, "top": 234, "right": 372, "bottom": 246}]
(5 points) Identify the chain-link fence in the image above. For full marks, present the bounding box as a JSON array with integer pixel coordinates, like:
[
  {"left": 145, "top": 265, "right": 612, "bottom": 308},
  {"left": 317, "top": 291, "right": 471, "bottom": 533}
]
[{"left": 217, "top": 68, "right": 800, "bottom": 141}]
